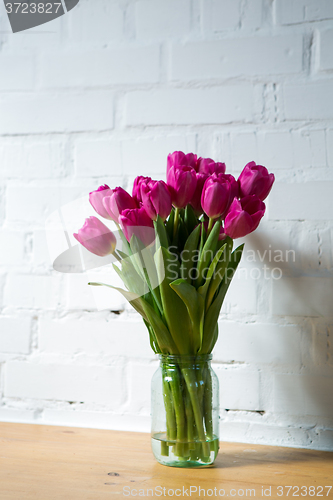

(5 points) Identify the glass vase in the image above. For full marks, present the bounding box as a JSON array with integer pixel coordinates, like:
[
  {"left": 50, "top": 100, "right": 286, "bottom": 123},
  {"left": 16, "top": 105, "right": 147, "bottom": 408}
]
[{"left": 151, "top": 354, "right": 219, "bottom": 467}]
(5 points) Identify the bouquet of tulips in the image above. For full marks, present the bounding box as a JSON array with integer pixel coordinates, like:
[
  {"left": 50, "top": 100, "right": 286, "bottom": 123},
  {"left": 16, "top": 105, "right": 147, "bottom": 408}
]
[{"left": 74, "top": 152, "right": 274, "bottom": 463}]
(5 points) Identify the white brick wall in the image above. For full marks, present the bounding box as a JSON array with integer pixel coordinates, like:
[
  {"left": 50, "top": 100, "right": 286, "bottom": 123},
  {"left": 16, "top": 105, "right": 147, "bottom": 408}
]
[{"left": 0, "top": 0, "right": 332, "bottom": 452}]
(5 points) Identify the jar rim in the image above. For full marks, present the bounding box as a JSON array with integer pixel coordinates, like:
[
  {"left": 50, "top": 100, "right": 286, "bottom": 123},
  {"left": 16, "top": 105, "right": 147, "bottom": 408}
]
[{"left": 158, "top": 353, "right": 212, "bottom": 362}]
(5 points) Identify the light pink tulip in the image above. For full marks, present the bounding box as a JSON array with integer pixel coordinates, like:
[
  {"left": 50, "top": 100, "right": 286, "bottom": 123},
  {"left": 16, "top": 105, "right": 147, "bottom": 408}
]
[
  {"left": 89, "top": 184, "right": 113, "bottom": 220},
  {"left": 74, "top": 216, "right": 116, "bottom": 257}
]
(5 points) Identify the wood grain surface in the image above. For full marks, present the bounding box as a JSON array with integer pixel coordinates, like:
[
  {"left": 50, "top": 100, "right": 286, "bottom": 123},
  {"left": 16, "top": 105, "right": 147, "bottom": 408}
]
[{"left": 0, "top": 422, "right": 332, "bottom": 499}]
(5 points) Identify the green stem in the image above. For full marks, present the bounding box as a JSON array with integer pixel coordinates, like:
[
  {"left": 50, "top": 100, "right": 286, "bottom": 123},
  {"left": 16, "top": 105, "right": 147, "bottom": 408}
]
[
  {"left": 162, "top": 366, "right": 177, "bottom": 442},
  {"left": 181, "top": 366, "right": 210, "bottom": 458},
  {"left": 207, "top": 217, "right": 214, "bottom": 236},
  {"left": 203, "top": 364, "right": 213, "bottom": 440},
  {"left": 173, "top": 207, "right": 180, "bottom": 241}
]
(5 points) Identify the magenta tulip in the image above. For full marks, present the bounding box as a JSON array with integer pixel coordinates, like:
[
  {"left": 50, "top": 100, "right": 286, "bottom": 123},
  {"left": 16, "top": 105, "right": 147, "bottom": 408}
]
[
  {"left": 103, "top": 187, "right": 137, "bottom": 224},
  {"left": 141, "top": 179, "right": 172, "bottom": 221},
  {"left": 224, "top": 195, "right": 266, "bottom": 239},
  {"left": 190, "top": 172, "right": 209, "bottom": 215},
  {"left": 132, "top": 176, "right": 151, "bottom": 203},
  {"left": 197, "top": 157, "right": 226, "bottom": 176},
  {"left": 167, "top": 151, "right": 197, "bottom": 175},
  {"left": 119, "top": 206, "right": 154, "bottom": 246},
  {"left": 201, "top": 173, "right": 235, "bottom": 219},
  {"left": 73, "top": 216, "right": 116, "bottom": 257},
  {"left": 167, "top": 164, "right": 197, "bottom": 209},
  {"left": 89, "top": 184, "right": 113, "bottom": 220},
  {"left": 238, "top": 161, "right": 275, "bottom": 201}
]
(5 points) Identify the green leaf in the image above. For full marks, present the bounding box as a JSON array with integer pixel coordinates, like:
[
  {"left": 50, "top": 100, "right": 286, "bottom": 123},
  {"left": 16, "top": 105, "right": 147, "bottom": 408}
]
[
  {"left": 154, "top": 246, "right": 192, "bottom": 354},
  {"left": 154, "top": 215, "right": 169, "bottom": 249},
  {"left": 169, "top": 278, "right": 205, "bottom": 353},
  {"left": 195, "top": 220, "right": 221, "bottom": 288},
  {"left": 197, "top": 243, "right": 226, "bottom": 303},
  {"left": 199, "top": 243, "right": 244, "bottom": 353},
  {"left": 179, "top": 224, "right": 201, "bottom": 284},
  {"left": 184, "top": 204, "right": 199, "bottom": 235},
  {"left": 205, "top": 236, "right": 233, "bottom": 311}
]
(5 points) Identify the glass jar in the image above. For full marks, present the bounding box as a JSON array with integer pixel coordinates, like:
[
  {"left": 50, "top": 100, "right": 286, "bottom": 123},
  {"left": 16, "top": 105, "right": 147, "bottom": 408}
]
[{"left": 151, "top": 354, "right": 219, "bottom": 467}]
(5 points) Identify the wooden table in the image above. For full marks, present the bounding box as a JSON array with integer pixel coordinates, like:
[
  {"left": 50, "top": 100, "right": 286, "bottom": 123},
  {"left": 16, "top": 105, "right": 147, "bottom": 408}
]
[{"left": 0, "top": 422, "right": 332, "bottom": 499}]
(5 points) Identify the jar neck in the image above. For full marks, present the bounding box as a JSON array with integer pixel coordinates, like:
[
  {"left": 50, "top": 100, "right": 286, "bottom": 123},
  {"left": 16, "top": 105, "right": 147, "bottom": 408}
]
[{"left": 158, "top": 354, "right": 212, "bottom": 367}]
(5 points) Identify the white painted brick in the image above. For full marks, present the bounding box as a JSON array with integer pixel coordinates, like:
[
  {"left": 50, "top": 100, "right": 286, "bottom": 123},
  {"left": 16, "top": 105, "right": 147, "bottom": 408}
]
[
  {"left": 1, "top": 16, "right": 63, "bottom": 51},
  {"left": 125, "top": 86, "right": 256, "bottom": 126},
  {"left": 0, "top": 92, "right": 114, "bottom": 134},
  {"left": 0, "top": 139, "right": 65, "bottom": 179},
  {"left": 215, "top": 322, "right": 302, "bottom": 366},
  {"left": 276, "top": 0, "right": 333, "bottom": 25},
  {"left": 221, "top": 272, "right": 258, "bottom": 315},
  {"left": 274, "top": 373, "right": 333, "bottom": 417},
  {"left": 0, "top": 54, "right": 35, "bottom": 91},
  {"left": 216, "top": 367, "right": 261, "bottom": 411},
  {"left": 292, "top": 130, "right": 327, "bottom": 168},
  {"left": 39, "top": 316, "right": 153, "bottom": 358},
  {"left": 312, "top": 428, "right": 333, "bottom": 450},
  {"left": 241, "top": 0, "right": 263, "bottom": 30},
  {"left": 6, "top": 184, "right": 91, "bottom": 224},
  {"left": 4, "top": 361, "right": 125, "bottom": 408},
  {"left": 4, "top": 274, "right": 61, "bottom": 310},
  {"left": 257, "top": 131, "right": 293, "bottom": 169},
  {"left": 327, "top": 130, "right": 333, "bottom": 167},
  {"left": 171, "top": 35, "right": 303, "bottom": 81},
  {"left": 268, "top": 182, "right": 333, "bottom": 221},
  {"left": 0, "top": 317, "right": 31, "bottom": 354},
  {"left": 68, "top": 0, "right": 124, "bottom": 44},
  {"left": 229, "top": 132, "right": 257, "bottom": 171},
  {"left": 40, "top": 46, "right": 160, "bottom": 88},
  {"left": 75, "top": 139, "right": 122, "bottom": 177},
  {"left": 272, "top": 277, "right": 333, "bottom": 317},
  {"left": 0, "top": 231, "right": 26, "bottom": 267},
  {"left": 42, "top": 409, "right": 150, "bottom": 432},
  {"left": 135, "top": 0, "right": 191, "bottom": 39},
  {"left": 319, "top": 29, "right": 333, "bottom": 71},
  {"left": 283, "top": 83, "right": 333, "bottom": 120},
  {"left": 128, "top": 361, "right": 158, "bottom": 414},
  {"left": 203, "top": 0, "right": 240, "bottom": 32},
  {"left": 64, "top": 267, "right": 126, "bottom": 311},
  {"left": 122, "top": 134, "right": 197, "bottom": 176}
]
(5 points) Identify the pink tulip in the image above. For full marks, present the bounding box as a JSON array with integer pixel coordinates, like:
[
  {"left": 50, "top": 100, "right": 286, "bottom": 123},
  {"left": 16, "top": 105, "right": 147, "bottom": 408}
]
[
  {"left": 224, "top": 195, "right": 266, "bottom": 239},
  {"left": 141, "top": 179, "right": 172, "bottom": 221},
  {"left": 89, "top": 184, "right": 113, "bottom": 220},
  {"left": 190, "top": 172, "right": 209, "bottom": 215},
  {"left": 167, "top": 164, "right": 197, "bottom": 209},
  {"left": 197, "top": 157, "right": 226, "bottom": 176},
  {"left": 167, "top": 151, "right": 197, "bottom": 175},
  {"left": 201, "top": 173, "right": 234, "bottom": 219},
  {"left": 132, "top": 176, "right": 151, "bottom": 203},
  {"left": 73, "top": 216, "right": 116, "bottom": 257},
  {"left": 119, "top": 206, "right": 154, "bottom": 247},
  {"left": 223, "top": 173, "right": 239, "bottom": 201},
  {"left": 238, "top": 161, "right": 275, "bottom": 201},
  {"left": 103, "top": 187, "right": 137, "bottom": 223}
]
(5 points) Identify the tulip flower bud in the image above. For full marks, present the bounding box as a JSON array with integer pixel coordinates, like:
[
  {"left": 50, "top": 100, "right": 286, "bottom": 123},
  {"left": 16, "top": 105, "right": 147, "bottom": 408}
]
[
  {"left": 197, "top": 157, "right": 226, "bottom": 176},
  {"left": 201, "top": 173, "right": 235, "bottom": 219},
  {"left": 103, "top": 187, "right": 137, "bottom": 224},
  {"left": 89, "top": 184, "right": 114, "bottom": 220},
  {"left": 167, "top": 151, "right": 197, "bottom": 176},
  {"left": 141, "top": 179, "right": 172, "bottom": 221},
  {"left": 238, "top": 161, "right": 275, "bottom": 201},
  {"left": 224, "top": 195, "right": 266, "bottom": 239},
  {"left": 73, "top": 216, "right": 116, "bottom": 257},
  {"left": 132, "top": 176, "right": 152, "bottom": 204},
  {"left": 167, "top": 164, "right": 197, "bottom": 209},
  {"left": 119, "top": 206, "right": 154, "bottom": 247},
  {"left": 190, "top": 172, "right": 209, "bottom": 216}
]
